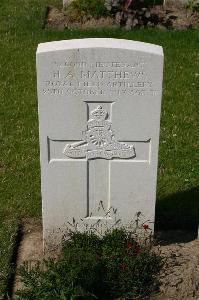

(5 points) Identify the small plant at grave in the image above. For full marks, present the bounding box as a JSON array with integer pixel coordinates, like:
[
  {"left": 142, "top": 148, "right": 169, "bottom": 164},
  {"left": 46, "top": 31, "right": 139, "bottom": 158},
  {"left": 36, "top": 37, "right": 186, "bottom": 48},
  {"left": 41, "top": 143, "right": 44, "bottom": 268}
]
[
  {"left": 64, "top": 0, "right": 108, "bottom": 23},
  {"left": 16, "top": 213, "right": 163, "bottom": 300}
]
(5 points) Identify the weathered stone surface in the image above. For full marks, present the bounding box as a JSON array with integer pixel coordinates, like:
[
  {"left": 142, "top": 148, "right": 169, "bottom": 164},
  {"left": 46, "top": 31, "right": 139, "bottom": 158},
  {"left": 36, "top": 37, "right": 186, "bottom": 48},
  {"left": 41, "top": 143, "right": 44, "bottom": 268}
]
[{"left": 37, "top": 38, "right": 163, "bottom": 249}]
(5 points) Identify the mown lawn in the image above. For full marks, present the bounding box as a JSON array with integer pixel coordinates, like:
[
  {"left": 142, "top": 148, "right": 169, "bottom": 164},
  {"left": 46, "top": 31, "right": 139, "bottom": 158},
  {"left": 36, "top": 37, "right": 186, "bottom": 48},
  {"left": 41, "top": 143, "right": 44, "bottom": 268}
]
[{"left": 0, "top": 0, "right": 198, "bottom": 296}]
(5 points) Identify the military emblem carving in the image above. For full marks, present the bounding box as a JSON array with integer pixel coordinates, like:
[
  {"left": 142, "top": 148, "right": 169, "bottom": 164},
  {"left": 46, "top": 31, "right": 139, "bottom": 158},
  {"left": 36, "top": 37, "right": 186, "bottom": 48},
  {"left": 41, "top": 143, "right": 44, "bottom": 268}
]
[{"left": 63, "top": 106, "right": 136, "bottom": 160}]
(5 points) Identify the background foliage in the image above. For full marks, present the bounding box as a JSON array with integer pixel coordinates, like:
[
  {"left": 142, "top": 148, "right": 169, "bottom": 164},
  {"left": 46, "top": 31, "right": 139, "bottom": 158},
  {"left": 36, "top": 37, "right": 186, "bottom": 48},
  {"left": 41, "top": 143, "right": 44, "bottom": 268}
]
[{"left": 64, "top": 0, "right": 107, "bottom": 22}]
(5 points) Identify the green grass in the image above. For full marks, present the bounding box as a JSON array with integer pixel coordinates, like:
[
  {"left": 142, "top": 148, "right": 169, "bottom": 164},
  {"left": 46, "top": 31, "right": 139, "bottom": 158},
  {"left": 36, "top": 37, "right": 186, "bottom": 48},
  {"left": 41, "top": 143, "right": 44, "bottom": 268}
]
[{"left": 0, "top": 0, "right": 198, "bottom": 296}]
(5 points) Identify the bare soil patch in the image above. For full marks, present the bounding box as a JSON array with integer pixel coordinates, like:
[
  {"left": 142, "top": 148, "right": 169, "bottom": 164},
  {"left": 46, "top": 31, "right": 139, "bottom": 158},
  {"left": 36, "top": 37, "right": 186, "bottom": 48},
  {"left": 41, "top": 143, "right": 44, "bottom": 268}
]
[
  {"left": 152, "top": 238, "right": 199, "bottom": 299},
  {"left": 13, "top": 219, "right": 199, "bottom": 299},
  {"left": 12, "top": 218, "right": 43, "bottom": 296}
]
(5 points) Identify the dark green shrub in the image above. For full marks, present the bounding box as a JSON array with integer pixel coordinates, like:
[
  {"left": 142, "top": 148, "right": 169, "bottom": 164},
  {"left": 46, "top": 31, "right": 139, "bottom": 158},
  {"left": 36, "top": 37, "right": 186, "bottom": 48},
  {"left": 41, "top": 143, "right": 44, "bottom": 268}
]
[
  {"left": 64, "top": 0, "right": 108, "bottom": 22},
  {"left": 16, "top": 227, "right": 162, "bottom": 300}
]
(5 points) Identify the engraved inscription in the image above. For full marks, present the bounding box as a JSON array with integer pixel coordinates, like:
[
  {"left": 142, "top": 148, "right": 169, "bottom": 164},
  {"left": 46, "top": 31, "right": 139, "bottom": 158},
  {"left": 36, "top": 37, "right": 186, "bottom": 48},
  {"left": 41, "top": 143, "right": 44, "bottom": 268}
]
[
  {"left": 63, "top": 106, "right": 136, "bottom": 160},
  {"left": 41, "top": 58, "right": 159, "bottom": 97}
]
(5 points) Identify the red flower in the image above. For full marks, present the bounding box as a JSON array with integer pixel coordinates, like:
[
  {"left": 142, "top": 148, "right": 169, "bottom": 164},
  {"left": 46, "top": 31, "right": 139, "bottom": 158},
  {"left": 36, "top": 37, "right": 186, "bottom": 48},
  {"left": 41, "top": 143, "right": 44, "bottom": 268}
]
[
  {"left": 120, "top": 262, "right": 128, "bottom": 271},
  {"left": 127, "top": 242, "right": 133, "bottom": 249},
  {"left": 143, "top": 224, "right": 150, "bottom": 231},
  {"left": 135, "top": 246, "right": 141, "bottom": 254}
]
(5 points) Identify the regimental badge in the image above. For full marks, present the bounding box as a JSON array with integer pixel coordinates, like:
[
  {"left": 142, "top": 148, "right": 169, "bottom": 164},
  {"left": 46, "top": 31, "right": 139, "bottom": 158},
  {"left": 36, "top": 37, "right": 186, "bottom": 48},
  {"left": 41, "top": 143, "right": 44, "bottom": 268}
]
[{"left": 63, "top": 106, "right": 136, "bottom": 160}]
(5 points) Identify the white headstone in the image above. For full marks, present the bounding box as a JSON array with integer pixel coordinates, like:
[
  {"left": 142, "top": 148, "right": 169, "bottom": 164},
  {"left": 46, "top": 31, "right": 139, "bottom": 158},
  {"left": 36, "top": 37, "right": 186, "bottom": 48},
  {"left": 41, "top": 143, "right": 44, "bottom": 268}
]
[
  {"left": 63, "top": 0, "right": 73, "bottom": 7},
  {"left": 37, "top": 38, "right": 163, "bottom": 249}
]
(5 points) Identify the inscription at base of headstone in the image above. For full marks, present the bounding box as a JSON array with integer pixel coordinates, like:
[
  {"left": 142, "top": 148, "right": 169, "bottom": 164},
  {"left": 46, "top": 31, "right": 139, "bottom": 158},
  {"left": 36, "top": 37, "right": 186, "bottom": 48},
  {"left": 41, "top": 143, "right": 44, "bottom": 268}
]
[{"left": 37, "top": 38, "right": 163, "bottom": 249}]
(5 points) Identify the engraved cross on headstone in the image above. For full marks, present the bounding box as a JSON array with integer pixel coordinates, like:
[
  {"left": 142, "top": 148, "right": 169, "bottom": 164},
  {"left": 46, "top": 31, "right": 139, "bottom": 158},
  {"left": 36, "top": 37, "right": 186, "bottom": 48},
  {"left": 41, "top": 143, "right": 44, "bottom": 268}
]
[{"left": 48, "top": 101, "right": 151, "bottom": 219}]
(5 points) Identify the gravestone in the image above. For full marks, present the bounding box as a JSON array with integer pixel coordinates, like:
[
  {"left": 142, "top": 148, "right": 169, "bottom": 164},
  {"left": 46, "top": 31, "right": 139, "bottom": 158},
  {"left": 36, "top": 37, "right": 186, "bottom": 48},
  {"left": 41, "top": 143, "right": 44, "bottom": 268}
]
[
  {"left": 63, "top": 0, "right": 73, "bottom": 7},
  {"left": 37, "top": 38, "right": 163, "bottom": 249}
]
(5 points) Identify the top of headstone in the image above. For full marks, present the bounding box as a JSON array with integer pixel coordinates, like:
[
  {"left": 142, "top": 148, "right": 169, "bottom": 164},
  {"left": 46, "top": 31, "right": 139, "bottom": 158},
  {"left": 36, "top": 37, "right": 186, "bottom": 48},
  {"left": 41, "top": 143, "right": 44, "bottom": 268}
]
[{"left": 37, "top": 38, "right": 163, "bottom": 56}]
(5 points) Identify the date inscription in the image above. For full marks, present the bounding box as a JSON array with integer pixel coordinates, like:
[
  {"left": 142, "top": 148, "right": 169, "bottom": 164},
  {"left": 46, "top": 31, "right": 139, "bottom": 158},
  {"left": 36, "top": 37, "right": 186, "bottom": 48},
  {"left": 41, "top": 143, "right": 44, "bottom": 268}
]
[{"left": 42, "top": 60, "right": 158, "bottom": 97}]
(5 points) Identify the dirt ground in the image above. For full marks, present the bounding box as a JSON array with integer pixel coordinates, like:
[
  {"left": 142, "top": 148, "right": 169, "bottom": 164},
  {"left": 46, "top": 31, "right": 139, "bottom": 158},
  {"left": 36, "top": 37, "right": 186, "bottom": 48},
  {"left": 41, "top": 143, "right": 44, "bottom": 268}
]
[
  {"left": 13, "top": 219, "right": 199, "bottom": 299},
  {"left": 151, "top": 239, "right": 199, "bottom": 299}
]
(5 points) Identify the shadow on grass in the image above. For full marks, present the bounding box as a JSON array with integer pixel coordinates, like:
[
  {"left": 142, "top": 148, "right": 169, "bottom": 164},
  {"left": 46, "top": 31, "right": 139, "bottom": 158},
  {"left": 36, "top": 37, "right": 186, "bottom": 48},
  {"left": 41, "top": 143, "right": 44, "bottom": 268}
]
[
  {"left": 5, "top": 223, "right": 23, "bottom": 299},
  {"left": 154, "top": 187, "right": 199, "bottom": 244}
]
